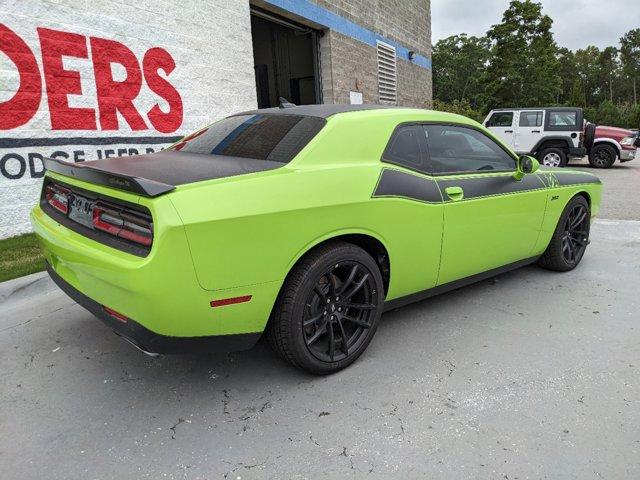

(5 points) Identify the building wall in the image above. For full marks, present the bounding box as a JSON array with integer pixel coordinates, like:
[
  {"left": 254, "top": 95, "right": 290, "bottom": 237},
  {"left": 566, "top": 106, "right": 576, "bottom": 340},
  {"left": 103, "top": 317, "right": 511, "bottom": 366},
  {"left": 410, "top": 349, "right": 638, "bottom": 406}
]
[
  {"left": 1, "top": 0, "right": 432, "bottom": 240},
  {"left": 258, "top": 0, "right": 432, "bottom": 108},
  {"left": 0, "top": 0, "right": 257, "bottom": 239}
]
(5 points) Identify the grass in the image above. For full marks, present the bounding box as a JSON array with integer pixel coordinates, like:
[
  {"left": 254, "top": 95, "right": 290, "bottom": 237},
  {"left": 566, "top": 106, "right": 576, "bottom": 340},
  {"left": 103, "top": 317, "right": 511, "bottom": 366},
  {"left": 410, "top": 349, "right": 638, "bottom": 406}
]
[{"left": 0, "top": 233, "right": 44, "bottom": 283}]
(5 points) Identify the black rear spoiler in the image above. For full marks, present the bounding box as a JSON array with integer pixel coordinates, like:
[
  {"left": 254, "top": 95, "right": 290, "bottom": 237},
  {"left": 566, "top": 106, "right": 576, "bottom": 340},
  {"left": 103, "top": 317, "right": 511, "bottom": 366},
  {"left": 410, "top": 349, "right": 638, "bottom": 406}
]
[{"left": 43, "top": 157, "right": 175, "bottom": 197}]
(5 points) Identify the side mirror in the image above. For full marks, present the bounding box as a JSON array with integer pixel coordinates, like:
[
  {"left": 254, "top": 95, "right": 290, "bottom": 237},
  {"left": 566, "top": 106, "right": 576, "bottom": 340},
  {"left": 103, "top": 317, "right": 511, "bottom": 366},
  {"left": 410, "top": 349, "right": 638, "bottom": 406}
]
[{"left": 514, "top": 155, "right": 539, "bottom": 180}]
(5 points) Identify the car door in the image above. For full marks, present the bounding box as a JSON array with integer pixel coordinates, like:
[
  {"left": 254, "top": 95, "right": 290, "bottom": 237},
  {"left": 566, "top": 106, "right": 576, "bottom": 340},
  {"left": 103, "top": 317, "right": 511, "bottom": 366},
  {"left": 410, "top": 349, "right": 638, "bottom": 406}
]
[
  {"left": 484, "top": 111, "right": 515, "bottom": 148},
  {"left": 376, "top": 124, "right": 444, "bottom": 297},
  {"left": 421, "top": 124, "right": 548, "bottom": 285},
  {"left": 514, "top": 110, "right": 544, "bottom": 154}
]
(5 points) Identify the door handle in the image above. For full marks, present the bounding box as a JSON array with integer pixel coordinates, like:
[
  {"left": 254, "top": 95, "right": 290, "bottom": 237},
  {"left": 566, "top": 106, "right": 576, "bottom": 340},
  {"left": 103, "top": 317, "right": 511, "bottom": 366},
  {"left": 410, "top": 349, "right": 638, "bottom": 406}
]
[
  {"left": 445, "top": 186, "right": 464, "bottom": 201},
  {"left": 505, "top": 130, "right": 513, "bottom": 133},
  {"left": 532, "top": 130, "right": 541, "bottom": 133}
]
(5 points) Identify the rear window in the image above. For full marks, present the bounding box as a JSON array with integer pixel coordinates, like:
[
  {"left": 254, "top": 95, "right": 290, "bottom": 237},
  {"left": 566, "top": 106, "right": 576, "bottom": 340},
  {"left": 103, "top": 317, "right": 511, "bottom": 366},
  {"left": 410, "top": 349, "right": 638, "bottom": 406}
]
[
  {"left": 548, "top": 111, "right": 577, "bottom": 127},
  {"left": 169, "top": 114, "right": 326, "bottom": 163}
]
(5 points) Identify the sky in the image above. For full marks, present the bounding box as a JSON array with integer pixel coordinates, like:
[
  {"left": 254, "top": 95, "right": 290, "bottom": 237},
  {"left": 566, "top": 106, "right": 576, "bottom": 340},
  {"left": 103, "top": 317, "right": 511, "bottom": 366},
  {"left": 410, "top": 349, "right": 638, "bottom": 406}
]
[{"left": 431, "top": 0, "right": 640, "bottom": 51}]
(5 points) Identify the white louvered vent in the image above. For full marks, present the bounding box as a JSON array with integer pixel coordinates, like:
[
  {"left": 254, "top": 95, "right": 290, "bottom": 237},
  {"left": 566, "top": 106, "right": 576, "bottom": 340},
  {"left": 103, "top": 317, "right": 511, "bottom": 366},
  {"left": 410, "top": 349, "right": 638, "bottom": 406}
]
[{"left": 377, "top": 41, "right": 397, "bottom": 104}]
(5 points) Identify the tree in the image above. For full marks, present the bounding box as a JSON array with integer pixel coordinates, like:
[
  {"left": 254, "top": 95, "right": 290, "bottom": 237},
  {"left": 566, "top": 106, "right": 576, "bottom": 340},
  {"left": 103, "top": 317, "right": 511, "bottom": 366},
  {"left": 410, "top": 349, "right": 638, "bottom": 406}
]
[
  {"left": 596, "top": 47, "right": 620, "bottom": 103},
  {"left": 620, "top": 29, "right": 640, "bottom": 104},
  {"left": 432, "top": 99, "right": 483, "bottom": 122},
  {"left": 568, "top": 78, "right": 587, "bottom": 108},
  {"left": 573, "top": 46, "right": 601, "bottom": 106},
  {"left": 482, "top": 1, "right": 560, "bottom": 110},
  {"left": 432, "top": 34, "right": 490, "bottom": 107},
  {"left": 594, "top": 100, "right": 622, "bottom": 127},
  {"left": 556, "top": 47, "right": 577, "bottom": 104}
]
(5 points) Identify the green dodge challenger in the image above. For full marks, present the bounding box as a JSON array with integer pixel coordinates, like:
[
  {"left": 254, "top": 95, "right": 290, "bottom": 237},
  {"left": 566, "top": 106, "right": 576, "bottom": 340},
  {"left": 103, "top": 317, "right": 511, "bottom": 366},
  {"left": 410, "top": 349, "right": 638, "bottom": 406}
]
[{"left": 32, "top": 105, "right": 602, "bottom": 374}]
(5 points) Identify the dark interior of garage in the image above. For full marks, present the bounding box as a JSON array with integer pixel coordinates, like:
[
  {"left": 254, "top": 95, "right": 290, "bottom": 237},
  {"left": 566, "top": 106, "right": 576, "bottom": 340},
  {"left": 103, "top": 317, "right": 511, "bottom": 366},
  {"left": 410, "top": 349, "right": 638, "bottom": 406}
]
[{"left": 250, "top": 11, "right": 319, "bottom": 108}]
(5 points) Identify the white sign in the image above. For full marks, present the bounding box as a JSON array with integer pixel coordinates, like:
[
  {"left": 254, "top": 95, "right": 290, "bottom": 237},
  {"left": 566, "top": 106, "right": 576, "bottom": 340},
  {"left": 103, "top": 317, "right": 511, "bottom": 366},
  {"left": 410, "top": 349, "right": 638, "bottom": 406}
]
[{"left": 349, "top": 91, "right": 363, "bottom": 105}]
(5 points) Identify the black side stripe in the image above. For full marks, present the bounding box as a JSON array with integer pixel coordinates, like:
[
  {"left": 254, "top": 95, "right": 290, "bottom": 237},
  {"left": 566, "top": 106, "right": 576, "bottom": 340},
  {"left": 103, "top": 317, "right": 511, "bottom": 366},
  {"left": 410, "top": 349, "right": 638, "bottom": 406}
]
[
  {"left": 373, "top": 168, "right": 442, "bottom": 204},
  {"left": 372, "top": 168, "right": 600, "bottom": 205},
  {"left": 537, "top": 171, "right": 602, "bottom": 188},
  {"left": 436, "top": 174, "right": 546, "bottom": 201}
]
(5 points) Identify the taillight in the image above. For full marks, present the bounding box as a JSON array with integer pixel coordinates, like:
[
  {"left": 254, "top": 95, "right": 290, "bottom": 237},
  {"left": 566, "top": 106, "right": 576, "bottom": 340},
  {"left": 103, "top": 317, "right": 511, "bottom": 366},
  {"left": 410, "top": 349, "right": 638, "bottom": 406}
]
[
  {"left": 92, "top": 202, "right": 153, "bottom": 246},
  {"left": 45, "top": 183, "right": 70, "bottom": 214}
]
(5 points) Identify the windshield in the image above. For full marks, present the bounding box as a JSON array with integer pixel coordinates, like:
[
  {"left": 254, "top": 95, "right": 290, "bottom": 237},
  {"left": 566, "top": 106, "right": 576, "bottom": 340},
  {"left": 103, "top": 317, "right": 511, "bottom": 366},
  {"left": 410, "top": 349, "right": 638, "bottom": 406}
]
[{"left": 169, "top": 114, "right": 326, "bottom": 163}]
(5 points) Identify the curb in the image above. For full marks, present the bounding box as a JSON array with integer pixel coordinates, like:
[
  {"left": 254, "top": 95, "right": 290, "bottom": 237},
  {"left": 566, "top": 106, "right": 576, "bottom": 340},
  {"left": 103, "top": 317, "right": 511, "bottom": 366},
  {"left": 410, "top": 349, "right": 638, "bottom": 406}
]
[{"left": 0, "top": 270, "right": 55, "bottom": 308}]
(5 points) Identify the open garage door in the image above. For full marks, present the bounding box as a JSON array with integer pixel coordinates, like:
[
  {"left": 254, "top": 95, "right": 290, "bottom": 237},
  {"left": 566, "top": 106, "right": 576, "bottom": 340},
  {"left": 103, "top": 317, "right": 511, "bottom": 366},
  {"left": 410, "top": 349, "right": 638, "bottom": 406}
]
[{"left": 250, "top": 8, "right": 321, "bottom": 108}]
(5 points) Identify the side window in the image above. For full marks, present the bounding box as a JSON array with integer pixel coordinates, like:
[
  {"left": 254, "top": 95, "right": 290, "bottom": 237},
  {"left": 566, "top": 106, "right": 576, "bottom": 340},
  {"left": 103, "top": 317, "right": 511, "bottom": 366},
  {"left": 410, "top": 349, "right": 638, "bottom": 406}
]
[
  {"left": 548, "top": 111, "right": 577, "bottom": 127},
  {"left": 486, "top": 112, "right": 513, "bottom": 127},
  {"left": 382, "top": 125, "right": 424, "bottom": 169},
  {"left": 423, "top": 125, "right": 516, "bottom": 174},
  {"left": 519, "top": 111, "right": 543, "bottom": 127}
]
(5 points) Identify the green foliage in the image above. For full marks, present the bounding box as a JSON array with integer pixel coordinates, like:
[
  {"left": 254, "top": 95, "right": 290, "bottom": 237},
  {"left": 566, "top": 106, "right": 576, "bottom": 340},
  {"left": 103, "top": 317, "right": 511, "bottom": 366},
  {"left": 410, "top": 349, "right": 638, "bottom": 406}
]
[
  {"left": 432, "top": 34, "right": 490, "bottom": 107},
  {"left": 482, "top": 1, "right": 560, "bottom": 110},
  {"left": 432, "top": 99, "right": 484, "bottom": 123},
  {"left": 0, "top": 233, "right": 44, "bottom": 283},
  {"left": 630, "top": 104, "right": 640, "bottom": 130},
  {"left": 568, "top": 78, "right": 587, "bottom": 108},
  {"left": 432, "top": 2, "right": 640, "bottom": 129},
  {"left": 620, "top": 29, "right": 640, "bottom": 104},
  {"left": 594, "top": 100, "right": 621, "bottom": 126}
]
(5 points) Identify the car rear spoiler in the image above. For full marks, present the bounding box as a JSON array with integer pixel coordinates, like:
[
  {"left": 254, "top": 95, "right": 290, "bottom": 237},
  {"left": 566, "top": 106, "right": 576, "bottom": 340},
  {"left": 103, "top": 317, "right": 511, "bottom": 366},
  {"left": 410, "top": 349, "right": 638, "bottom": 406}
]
[{"left": 43, "top": 157, "right": 175, "bottom": 198}]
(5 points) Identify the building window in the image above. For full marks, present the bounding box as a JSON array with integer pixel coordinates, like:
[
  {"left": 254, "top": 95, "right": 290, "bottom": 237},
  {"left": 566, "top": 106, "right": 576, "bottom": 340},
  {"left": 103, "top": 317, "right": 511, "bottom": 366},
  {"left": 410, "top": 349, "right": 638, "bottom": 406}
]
[{"left": 376, "top": 41, "right": 397, "bottom": 104}]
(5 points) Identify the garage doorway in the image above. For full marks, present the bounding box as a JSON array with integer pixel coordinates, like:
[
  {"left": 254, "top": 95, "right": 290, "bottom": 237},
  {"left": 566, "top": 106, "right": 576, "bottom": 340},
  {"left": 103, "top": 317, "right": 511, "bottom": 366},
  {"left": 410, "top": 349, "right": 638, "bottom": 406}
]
[{"left": 250, "top": 8, "right": 321, "bottom": 108}]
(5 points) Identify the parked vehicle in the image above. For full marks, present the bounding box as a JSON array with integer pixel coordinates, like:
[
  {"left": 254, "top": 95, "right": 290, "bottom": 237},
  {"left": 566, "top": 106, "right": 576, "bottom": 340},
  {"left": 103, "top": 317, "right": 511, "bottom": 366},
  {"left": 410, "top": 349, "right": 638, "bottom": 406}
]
[
  {"left": 32, "top": 105, "right": 602, "bottom": 374},
  {"left": 484, "top": 107, "right": 590, "bottom": 167},
  {"left": 589, "top": 125, "right": 638, "bottom": 168}
]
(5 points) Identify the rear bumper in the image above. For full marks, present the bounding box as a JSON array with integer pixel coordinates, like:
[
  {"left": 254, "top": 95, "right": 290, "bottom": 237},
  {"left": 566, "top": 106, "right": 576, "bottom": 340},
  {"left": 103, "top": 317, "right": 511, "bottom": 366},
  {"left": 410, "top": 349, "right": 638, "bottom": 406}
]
[
  {"left": 620, "top": 148, "right": 636, "bottom": 162},
  {"left": 46, "top": 261, "right": 261, "bottom": 354}
]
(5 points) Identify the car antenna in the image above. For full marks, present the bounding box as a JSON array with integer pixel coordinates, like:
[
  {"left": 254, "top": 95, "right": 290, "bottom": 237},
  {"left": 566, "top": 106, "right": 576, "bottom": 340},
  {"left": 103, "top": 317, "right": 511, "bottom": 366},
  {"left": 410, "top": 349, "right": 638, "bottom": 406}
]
[{"left": 278, "top": 97, "right": 296, "bottom": 109}]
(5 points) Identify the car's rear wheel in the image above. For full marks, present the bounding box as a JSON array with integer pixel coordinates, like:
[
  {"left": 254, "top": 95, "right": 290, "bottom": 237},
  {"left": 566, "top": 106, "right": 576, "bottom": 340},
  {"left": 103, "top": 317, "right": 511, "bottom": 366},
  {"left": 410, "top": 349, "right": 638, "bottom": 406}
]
[
  {"left": 267, "top": 242, "right": 384, "bottom": 374},
  {"left": 588, "top": 144, "right": 616, "bottom": 168},
  {"left": 538, "top": 195, "right": 591, "bottom": 272},
  {"left": 538, "top": 147, "right": 568, "bottom": 168}
]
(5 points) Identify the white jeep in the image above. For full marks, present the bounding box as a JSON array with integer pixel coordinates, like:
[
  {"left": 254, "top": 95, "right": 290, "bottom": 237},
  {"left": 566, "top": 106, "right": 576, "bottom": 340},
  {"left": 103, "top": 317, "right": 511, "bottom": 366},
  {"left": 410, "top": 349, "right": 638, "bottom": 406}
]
[{"left": 483, "top": 107, "right": 592, "bottom": 167}]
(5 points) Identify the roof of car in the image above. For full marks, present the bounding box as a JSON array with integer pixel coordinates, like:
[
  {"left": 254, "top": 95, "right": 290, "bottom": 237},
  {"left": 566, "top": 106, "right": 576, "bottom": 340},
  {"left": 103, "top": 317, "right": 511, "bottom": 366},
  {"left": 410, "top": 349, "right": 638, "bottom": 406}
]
[{"left": 232, "top": 104, "right": 403, "bottom": 118}]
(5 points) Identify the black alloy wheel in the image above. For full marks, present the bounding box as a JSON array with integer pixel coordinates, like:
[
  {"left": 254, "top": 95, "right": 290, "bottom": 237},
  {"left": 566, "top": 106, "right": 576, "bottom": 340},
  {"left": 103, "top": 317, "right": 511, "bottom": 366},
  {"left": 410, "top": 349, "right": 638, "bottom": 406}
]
[
  {"left": 561, "top": 202, "right": 590, "bottom": 265},
  {"left": 268, "top": 242, "right": 384, "bottom": 374},
  {"left": 302, "top": 261, "right": 378, "bottom": 362},
  {"left": 538, "top": 195, "right": 591, "bottom": 272},
  {"left": 589, "top": 144, "right": 616, "bottom": 168}
]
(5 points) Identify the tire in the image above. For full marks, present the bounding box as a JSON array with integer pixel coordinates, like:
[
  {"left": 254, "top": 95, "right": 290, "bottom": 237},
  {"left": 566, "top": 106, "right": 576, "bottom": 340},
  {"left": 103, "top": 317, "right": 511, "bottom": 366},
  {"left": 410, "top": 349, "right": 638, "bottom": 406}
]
[
  {"left": 537, "top": 147, "right": 568, "bottom": 168},
  {"left": 584, "top": 122, "right": 596, "bottom": 151},
  {"left": 588, "top": 144, "right": 616, "bottom": 168},
  {"left": 538, "top": 195, "right": 591, "bottom": 272},
  {"left": 267, "top": 242, "right": 384, "bottom": 374}
]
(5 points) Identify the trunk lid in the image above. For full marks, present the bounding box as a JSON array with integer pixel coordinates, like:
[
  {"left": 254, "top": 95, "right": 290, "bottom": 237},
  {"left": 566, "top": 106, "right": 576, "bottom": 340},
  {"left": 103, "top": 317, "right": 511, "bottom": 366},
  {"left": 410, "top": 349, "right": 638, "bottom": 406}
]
[{"left": 44, "top": 151, "right": 284, "bottom": 197}]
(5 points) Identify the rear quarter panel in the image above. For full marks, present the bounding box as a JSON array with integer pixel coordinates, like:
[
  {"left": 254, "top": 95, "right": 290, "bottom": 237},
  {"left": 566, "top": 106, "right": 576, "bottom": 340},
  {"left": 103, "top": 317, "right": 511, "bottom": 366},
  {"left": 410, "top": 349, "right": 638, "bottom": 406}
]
[{"left": 169, "top": 111, "right": 451, "bottom": 300}]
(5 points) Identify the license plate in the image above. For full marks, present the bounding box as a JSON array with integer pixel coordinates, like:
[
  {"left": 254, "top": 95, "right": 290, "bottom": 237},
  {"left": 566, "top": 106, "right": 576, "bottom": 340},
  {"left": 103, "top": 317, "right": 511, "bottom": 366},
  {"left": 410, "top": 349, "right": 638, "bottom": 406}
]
[{"left": 68, "top": 194, "right": 95, "bottom": 228}]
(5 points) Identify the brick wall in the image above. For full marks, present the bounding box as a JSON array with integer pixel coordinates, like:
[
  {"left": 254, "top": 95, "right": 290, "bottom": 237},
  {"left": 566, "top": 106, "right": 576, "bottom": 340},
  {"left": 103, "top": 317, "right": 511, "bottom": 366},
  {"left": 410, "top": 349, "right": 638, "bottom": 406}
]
[
  {"left": 0, "top": 0, "right": 257, "bottom": 239},
  {"left": 317, "top": 0, "right": 432, "bottom": 108}
]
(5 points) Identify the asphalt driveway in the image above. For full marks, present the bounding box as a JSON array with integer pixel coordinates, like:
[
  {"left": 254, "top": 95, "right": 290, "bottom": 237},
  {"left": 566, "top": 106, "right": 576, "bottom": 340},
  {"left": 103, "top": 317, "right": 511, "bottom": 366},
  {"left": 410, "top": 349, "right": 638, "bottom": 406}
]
[{"left": 1, "top": 160, "right": 639, "bottom": 480}]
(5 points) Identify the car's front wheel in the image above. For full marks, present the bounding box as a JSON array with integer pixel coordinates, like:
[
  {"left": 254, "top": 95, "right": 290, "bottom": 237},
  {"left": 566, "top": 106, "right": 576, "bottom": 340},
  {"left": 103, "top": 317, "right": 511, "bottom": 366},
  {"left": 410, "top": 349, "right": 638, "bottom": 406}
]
[
  {"left": 268, "top": 242, "right": 384, "bottom": 374},
  {"left": 538, "top": 195, "right": 591, "bottom": 272}
]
